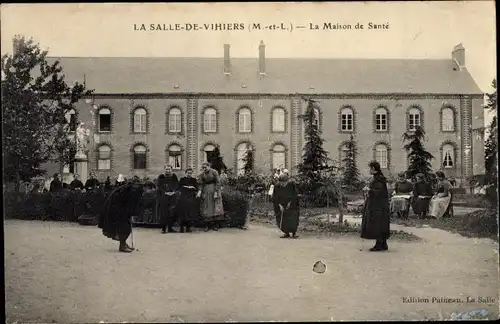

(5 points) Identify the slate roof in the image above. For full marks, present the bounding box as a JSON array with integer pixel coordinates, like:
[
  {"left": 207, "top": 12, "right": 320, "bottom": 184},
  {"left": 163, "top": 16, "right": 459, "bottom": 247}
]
[{"left": 47, "top": 57, "right": 483, "bottom": 95}]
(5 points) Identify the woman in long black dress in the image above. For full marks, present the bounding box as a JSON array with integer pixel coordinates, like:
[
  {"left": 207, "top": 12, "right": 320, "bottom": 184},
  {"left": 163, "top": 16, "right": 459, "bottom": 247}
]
[
  {"left": 272, "top": 173, "right": 300, "bottom": 239},
  {"left": 411, "top": 173, "right": 434, "bottom": 219},
  {"left": 177, "top": 168, "right": 199, "bottom": 233},
  {"left": 98, "top": 176, "right": 144, "bottom": 253},
  {"left": 361, "top": 161, "right": 390, "bottom": 252},
  {"left": 157, "top": 165, "right": 179, "bottom": 233}
]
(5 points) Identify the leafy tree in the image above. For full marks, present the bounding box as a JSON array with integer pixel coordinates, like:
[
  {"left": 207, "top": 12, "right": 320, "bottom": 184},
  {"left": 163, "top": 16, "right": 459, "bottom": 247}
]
[
  {"left": 297, "top": 97, "right": 333, "bottom": 182},
  {"left": 403, "top": 126, "right": 434, "bottom": 181},
  {"left": 242, "top": 148, "right": 255, "bottom": 174},
  {"left": 485, "top": 79, "right": 497, "bottom": 187},
  {"left": 341, "top": 134, "right": 362, "bottom": 192},
  {"left": 209, "top": 146, "right": 227, "bottom": 174},
  {"left": 1, "top": 35, "right": 92, "bottom": 202},
  {"left": 316, "top": 168, "right": 345, "bottom": 225}
]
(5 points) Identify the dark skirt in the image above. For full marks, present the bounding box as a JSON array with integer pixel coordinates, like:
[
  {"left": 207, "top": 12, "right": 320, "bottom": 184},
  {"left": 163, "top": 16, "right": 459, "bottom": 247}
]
[
  {"left": 411, "top": 196, "right": 431, "bottom": 215},
  {"left": 99, "top": 200, "right": 132, "bottom": 242},
  {"left": 274, "top": 205, "right": 300, "bottom": 234},
  {"left": 158, "top": 193, "right": 178, "bottom": 225},
  {"left": 176, "top": 194, "right": 200, "bottom": 224},
  {"left": 99, "top": 185, "right": 141, "bottom": 242},
  {"left": 361, "top": 198, "right": 390, "bottom": 240},
  {"left": 103, "top": 217, "right": 131, "bottom": 241}
]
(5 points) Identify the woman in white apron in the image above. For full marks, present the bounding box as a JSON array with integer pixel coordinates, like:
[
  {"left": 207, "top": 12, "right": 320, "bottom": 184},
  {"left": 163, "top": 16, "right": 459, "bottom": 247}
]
[{"left": 428, "top": 171, "right": 452, "bottom": 219}]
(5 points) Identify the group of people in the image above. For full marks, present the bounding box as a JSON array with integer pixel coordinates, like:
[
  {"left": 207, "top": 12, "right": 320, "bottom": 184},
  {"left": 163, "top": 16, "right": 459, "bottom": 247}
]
[
  {"left": 48, "top": 172, "right": 101, "bottom": 193},
  {"left": 362, "top": 164, "right": 455, "bottom": 252},
  {"left": 98, "top": 162, "right": 226, "bottom": 253},
  {"left": 96, "top": 158, "right": 454, "bottom": 254},
  {"left": 390, "top": 171, "right": 453, "bottom": 219},
  {"left": 155, "top": 163, "right": 224, "bottom": 234},
  {"left": 48, "top": 172, "right": 135, "bottom": 195}
]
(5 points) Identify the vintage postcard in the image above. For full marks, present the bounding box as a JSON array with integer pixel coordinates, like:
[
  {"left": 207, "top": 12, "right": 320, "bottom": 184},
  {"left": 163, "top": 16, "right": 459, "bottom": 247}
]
[{"left": 2, "top": 1, "right": 498, "bottom": 323}]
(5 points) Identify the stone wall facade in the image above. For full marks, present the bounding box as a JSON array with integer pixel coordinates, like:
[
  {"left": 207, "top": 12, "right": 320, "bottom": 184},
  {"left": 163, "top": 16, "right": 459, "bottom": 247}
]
[{"left": 45, "top": 93, "right": 484, "bottom": 183}]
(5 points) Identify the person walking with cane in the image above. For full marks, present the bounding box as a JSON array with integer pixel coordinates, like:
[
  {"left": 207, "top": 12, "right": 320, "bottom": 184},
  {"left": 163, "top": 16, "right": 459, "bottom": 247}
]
[
  {"left": 98, "top": 175, "right": 144, "bottom": 253},
  {"left": 272, "top": 172, "right": 300, "bottom": 238}
]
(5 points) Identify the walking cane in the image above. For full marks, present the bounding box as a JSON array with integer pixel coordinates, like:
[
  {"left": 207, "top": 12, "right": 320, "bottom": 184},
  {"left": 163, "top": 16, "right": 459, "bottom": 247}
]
[
  {"left": 243, "top": 193, "right": 254, "bottom": 229},
  {"left": 279, "top": 204, "right": 286, "bottom": 232},
  {"left": 360, "top": 190, "right": 367, "bottom": 251},
  {"left": 130, "top": 216, "right": 135, "bottom": 249}
]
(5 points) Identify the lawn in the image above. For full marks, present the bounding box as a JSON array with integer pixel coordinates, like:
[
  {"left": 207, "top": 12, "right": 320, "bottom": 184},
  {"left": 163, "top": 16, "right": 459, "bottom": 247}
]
[
  {"left": 249, "top": 200, "right": 421, "bottom": 242},
  {"left": 392, "top": 208, "right": 498, "bottom": 242}
]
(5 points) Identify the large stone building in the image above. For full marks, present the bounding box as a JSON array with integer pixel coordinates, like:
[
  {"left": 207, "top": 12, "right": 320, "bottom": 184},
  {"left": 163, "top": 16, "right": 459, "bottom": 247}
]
[{"left": 49, "top": 42, "right": 485, "bottom": 183}]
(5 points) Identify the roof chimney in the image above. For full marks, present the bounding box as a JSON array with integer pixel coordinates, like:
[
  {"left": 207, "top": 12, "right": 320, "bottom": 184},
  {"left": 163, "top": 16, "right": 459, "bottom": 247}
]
[
  {"left": 452, "top": 43, "right": 465, "bottom": 70},
  {"left": 224, "top": 44, "right": 231, "bottom": 75},
  {"left": 259, "top": 40, "right": 266, "bottom": 75}
]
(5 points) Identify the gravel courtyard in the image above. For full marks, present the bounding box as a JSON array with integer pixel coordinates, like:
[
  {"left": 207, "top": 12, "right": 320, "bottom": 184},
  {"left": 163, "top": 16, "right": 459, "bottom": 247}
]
[{"left": 4, "top": 219, "right": 499, "bottom": 322}]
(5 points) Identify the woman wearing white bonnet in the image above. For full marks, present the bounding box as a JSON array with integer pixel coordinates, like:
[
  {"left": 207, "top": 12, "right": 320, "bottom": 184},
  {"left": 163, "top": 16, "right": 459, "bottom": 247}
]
[{"left": 116, "top": 174, "right": 126, "bottom": 186}]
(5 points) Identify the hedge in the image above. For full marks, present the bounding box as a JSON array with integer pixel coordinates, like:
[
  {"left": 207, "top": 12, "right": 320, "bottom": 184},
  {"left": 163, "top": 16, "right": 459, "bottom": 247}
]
[{"left": 4, "top": 186, "right": 251, "bottom": 229}]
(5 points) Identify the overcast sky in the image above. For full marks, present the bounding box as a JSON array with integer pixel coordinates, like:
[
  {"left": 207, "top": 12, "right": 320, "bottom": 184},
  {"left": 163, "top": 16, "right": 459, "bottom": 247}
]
[{"left": 1, "top": 2, "right": 496, "bottom": 122}]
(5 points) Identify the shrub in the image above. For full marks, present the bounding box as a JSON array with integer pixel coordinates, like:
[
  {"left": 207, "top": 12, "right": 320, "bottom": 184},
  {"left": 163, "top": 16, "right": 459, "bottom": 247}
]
[
  {"left": 225, "top": 171, "right": 270, "bottom": 194},
  {"left": 293, "top": 172, "right": 341, "bottom": 208},
  {"left": 222, "top": 187, "right": 250, "bottom": 227},
  {"left": 6, "top": 189, "right": 103, "bottom": 222},
  {"left": 486, "top": 184, "right": 498, "bottom": 205},
  {"left": 142, "top": 189, "right": 156, "bottom": 210},
  {"left": 6, "top": 182, "right": 253, "bottom": 229}
]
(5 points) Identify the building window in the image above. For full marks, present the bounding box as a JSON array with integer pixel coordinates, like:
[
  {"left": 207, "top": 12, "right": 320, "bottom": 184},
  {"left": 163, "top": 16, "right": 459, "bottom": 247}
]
[
  {"left": 236, "top": 142, "right": 251, "bottom": 175},
  {"left": 203, "top": 108, "right": 217, "bottom": 133},
  {"left": 203, "top": 144, "right": 216, "bottom": 163},
  {"left": 272, "top": 107, "right": 286, "bottom": 132},
  {"left": 167, "top": 144, "right": 182, "bottom": 170},
  {"left": 98, "top": 145, "right": 111, "bottom": 170},
  {"left": 272, "top": 144, "right": 286, "bottom": 170},
  {"left": 238, "top": 107, "right": 252, "bottom": 133},
  {"left": 442, "top": 144, "right": 455, "bottom": 169},
  {"left": 98, "top": 108, "right": 111, "bottom": 132},
  {"left": 133, "top": 107, "right": 147, "bottom": 133},
  {"left": 441, "top": 107, "right": 455, "bottom": 131},
  {"left": 375, "top": 144, "right": 388, "bottom": 169},
  {"left": 375, "top": 107, "right": 388, "bottom": 131},
  {"left": 65, "top": 109, "right": 77, "bottom": 132},
  {"left": 133, "top": 145, "right": 147, "bottom": 170},
  {"left": 340, "top": 107, "right": 354, "bottom": 131},
  {"left": 168, "top": 107, "right": 182, "bottom": 133},
  {"left": 408, "top": 107, "right": 421, "bottom": 131}
]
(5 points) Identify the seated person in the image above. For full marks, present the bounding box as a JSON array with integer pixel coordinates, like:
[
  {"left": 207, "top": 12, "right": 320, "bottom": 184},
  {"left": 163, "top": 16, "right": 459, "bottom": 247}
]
[
  {"left": 411, "top": 173, "right": 434, "bottom": 218},
  {"left": 390, "top": 172, "right": 413, "bottom": 218},
  {"left": 428, "top": 171, "right": 453, "bottom": 219}
]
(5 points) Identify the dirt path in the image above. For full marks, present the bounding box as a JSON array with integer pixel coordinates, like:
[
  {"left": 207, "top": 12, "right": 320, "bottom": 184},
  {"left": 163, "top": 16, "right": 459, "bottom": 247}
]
[{"left": 4, "top": 220, "right": 499, "bottom": 322}]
